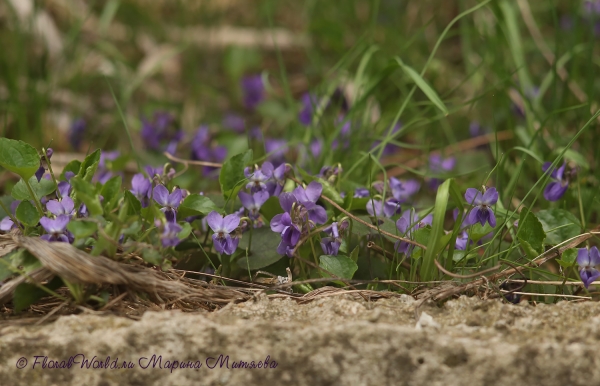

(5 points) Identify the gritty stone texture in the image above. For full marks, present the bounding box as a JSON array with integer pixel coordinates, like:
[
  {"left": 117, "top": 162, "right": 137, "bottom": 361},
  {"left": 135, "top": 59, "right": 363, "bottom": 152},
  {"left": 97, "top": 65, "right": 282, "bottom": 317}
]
[{"left": 1, "top": 295, "right": 600, "bottom": 385}]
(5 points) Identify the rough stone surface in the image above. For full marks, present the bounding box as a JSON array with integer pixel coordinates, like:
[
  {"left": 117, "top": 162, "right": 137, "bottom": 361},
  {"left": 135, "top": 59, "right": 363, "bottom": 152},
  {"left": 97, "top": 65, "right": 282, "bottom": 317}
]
[{"left": 2, "top": 295, "right": 600, "bottom": 385}]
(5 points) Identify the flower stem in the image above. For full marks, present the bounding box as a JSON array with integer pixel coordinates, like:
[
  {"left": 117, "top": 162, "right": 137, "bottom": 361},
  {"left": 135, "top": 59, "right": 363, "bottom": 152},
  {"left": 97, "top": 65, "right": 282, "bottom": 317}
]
[
  {"left": 43, "top": 148, "right": 61, "bottom": 199},
  {"left": 24, "top": 178, "right": 44, "bottom": 216}
]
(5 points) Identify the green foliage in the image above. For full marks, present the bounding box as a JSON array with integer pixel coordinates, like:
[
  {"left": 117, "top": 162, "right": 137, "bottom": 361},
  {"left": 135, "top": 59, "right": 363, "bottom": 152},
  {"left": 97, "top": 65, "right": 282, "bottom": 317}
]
[
  {"left": 70, "top": 176, "right": 103, "bottom": 216},
  {"left": 319, "top": 255, "right": 358, "bottom": 283},
  {"left": 219, "top": 150, "right": 253, "bottom": 200},
  {"left": 15, "top": 201, "right": 40, "bottom": 227},
  {"left": 78, "top": 149, "right": 101, "bottom": 182},
  {"left": 517, "top": 207, "right": 546, "bottom": 260},
  {"left": 236, "top": 227, "right": 283, "bottom": 270},
  {"left": 13, "top": 277, "right": 63, "bottom": 313},
  {"left": 0, "top": 138, "right": 40, "bottom": 180},
  {"left": 557, "top": 248, "right": 577, "bottom": 268},
  {"left": 178, "top": 194, "right": 222, "bottom": 218},
  {"left": 11, "top": 176, "right": 55, "bottom": 200},
  {"left": 67, "top": 220, "right": 98, "bottom": 239},
  {"left": 536, "top": 209, "right": 581, "bottom": 245}
]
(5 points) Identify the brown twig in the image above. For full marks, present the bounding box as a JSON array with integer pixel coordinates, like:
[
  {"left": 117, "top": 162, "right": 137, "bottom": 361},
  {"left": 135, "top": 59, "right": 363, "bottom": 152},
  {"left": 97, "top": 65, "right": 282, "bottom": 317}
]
[
  {"left": 433, "top": 258, "right": 500, "bottom": 279},
  {"left": 163, "top": 151, "right": 224, "bottom": 168}
]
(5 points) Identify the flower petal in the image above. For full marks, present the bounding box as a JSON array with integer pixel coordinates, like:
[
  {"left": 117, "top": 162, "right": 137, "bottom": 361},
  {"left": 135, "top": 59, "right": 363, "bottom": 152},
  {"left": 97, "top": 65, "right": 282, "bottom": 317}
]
[
  {"left": 577, "top": 248, "right": 591, "bottom": 267},
  {"left": 464, "top": 207, "right": 480, "bottom": 226},
  {"left": 482, "top": 188, "right": 498, "bottom": 205},
  {"left": 46, "top": 200, "right": 64, "bottom": 216},
  {"left": 238, "top": 191, "right": 255, "bottom": 210},
  {"left": 304, "top": 181, "right": 323, "bottom": 203},
  {"left": 222, "top": 214, "right": 241, "bottom": 233},
  {"left": 153, "top": 185, "right": 169, "bottom": 206},
  {"left": 464, "top": 188, "right": 482, "bottom": 205},
  {"left": 308, "top": 205, "right": 328, "bottom": 224},
  {"left": 62, "top": 197, "right": 75, "bottom": 214},
  {"left": 590, "top": 246, "right": 600, "bottom": 266},
  {"left": 543, "top": 182, "right": 568, "bottom": 201},
  {"left": 205, "top": 211, "right": 224, "bottom": 232},
  {"left": 167, "top": 189, "right": 182, "bottom": 207}
]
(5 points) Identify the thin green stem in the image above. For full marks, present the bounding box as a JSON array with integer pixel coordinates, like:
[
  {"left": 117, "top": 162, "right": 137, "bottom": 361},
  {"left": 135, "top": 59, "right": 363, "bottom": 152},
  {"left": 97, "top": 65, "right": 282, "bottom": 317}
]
[{"left": 24, "top": 178, "right": 44, "bottom": 216}]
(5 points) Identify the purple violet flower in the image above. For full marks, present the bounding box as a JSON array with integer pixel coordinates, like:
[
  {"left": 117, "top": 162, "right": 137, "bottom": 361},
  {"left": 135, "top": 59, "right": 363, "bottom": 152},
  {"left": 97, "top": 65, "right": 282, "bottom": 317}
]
[
  {"left": 244, "top": 162, "right": 274, "bottom": 193},
  {"left": 190, "top": 126, "right": 227, "bottom": 173},
  {"left": 298, "top": 93, "right": 318, "bottom": 126},
  {"left": 0, "top": 201, "right": 21, "bottom": 232},
  {"left": 206, "top": 211, "right": 240, "bottom": 255},
  {"left": 320, "top": 221, "right": 348, "bottom": 256},
  {"left": 69, "top": 118, "right": 86, "bottom": 150},
  {"left": 264, "top": 139, "right": 287, "bottom": 167},
  {"left": 131, "top": 173, "right": 152, "bottom": 208},
  {"left": 140, "top": 111, "right": 181, "bottom": 151},
  {"left": 389, "top": 178, "right": 420, "bottom": 203},
  {"left": 46, "top": 197, "right": 75, "bottom": 217},
  {"left": 542, "top": 162, "right": 570, "bottom": 201},
  {"left": 153, "top": 185, "right": 182, "bottom": 222},
  {"left": 241, "top": 75, "right": 265, "bottom": 110},
  {"left": 464, "top": 187, "right": 498, "bottom": 228},
  {"left": 40, "top": 215, "right": 73, "bottom": 243},
  {"left": 455, "top": 231, "right": 471, "bottom": 250},
  {"left": 223, "top": 113, "right": 246, "bottom": 133},
  {"left": 354, "top": 188, "right": 370, "bottom": 198},
  {"left": 395, "top": 210, "right": 433, "bottom": 257},
  {"left": 428, "top": 154, "right": 455, "bottom": 190},
  {"left": 577, "top": 246, "right": 600, "bottom": 288},
  {"left": 35, "top": 148, "right": 53, "bottom": 182},
  {"left": 266, "top": 163, "right": 290, "bottom": 197},
  {"left": 271, "top": 182, "right": 328, "bottom": 256},
  {"left": 161, "top": 222, "right": 183, "bottom": 248},
  {"left": 366, "top": 198, "right": 401, "bottom": 218},
  {"left": 239, "top": 190, "right": 269, "bottom": 220}
]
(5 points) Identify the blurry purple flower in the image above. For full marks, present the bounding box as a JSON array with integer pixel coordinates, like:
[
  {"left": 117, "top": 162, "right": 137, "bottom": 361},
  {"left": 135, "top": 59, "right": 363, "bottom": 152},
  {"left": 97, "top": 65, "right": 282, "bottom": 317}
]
[
  {"left": 298, "top": 93, "right": 318, "bottom": 126},
  {"left": 206, "top": 211, "right": 240, "bottom": 255},
  {"left": 455, "top": 231, "right": 471, "bottom": 250},
  {"left": 395, "top": 210, "right": 433, "bottom": 257},
  {"left": 46, "top": 197, "right": 75, "bottom": 217},
  {"left": 310, "top": 139, "right": 323, "bottom": 159},
  {"left": 190, "top": 126, "right": 227, "bottom": 173},
  {"left": 578, "top": 246, "right": 600, "bottom": 288},
  {"left": 239, "top": 190, "right": 269, "bottom": 220},
  {"left": 464, "top": 187, "right": 498, "bottom": 228},
  {"left": 354, "top": 188, "right": 370, "bottom": 198},
  {"left": 94, "top": 150, "right": 120, "bottom": 184},
  {"left": 372, "top": 123, "right": 402, "bottom": 156},
  {"left": 389, "top": 178, "right": 420, "bottom": 203},
  {"left": 265, "top": 139, "right": 287, "bottom": 167},
  {"left": 244, "top": 162, "right": 274, "bottom": 193},
  {"left": 223, "top": 113, "right": 246, "bottom": 133},
  {"left": 241, "top": 75, "right": 265, "bottom": 110},
  {"left": 366, "top": 198, "right": 401, "bottom": 218},
  {"left": 131, "top": 173, "right": 152, "bottom": 207},
  {"left": 428, "top": 154, "right": 455, "bottom": 190},
  {"left": 469, "top": 121, "right": 483, "bottom": 137},
  {"left": 542, "top": 162, "right": 570, "bottom": 201},
  {"left": 583, "top": 0, "right": 600, "bottom": 15},
  {"left": 153, "top": 185, "right": 182, "bottom": 222},
  {"left": 140, "top": 111, "right": 180, "bottom": 151},
  {"left": 40, "top": 215, "right": 73, "bottom": 243},
  {"left": 0, "top": 217, "right": 15, "bottom": 232},
  {"left": 266, "top": 163, "right": 290, "bottom": 197},
  {"left": 69, "top": 118, "right": 86, "bottom": 150},
  {"left": 161, "top": 222, "right": 183, "bottom": 248}
]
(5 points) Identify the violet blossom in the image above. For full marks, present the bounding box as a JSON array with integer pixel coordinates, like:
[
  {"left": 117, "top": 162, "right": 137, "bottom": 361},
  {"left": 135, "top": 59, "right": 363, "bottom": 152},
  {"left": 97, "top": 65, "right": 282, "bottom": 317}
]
[
  {"left": 428, "top": 154, "right": 455, "bottom": 190},
  {"left": 241, "top": 74, "right": 265, "bottom": 110},
  {"left": 0, "top": 201, "right": 20, "bottom": 232},
  {"left": 366, "top": 198, "right": 401, "bottom": 218},
  {"left": 271, "top": 182, "right": 328, "bottom": 256},
  {"left": 464, "top": 187, "right": 498, "bottom": 228},
  {"left": 238, "top": 190, "right": 269, "bottom": 221},
  {"left": 35, "top": 148, "right": 53, "bottom": 182},
  {"left": 577, "top": 246, "right": 600, "bottom": 288},
  {"left": 320, "top": 221, "right": 348, "bottom": 256},
  {"left": 190, "top": 126, "right": 227, "bottom": 173},
  {"left": 455, "top": 231, "right": 471, "bottom": 250},
  {"left": 542, "top": 162, "right": 570, "bottom": 202},
  {"left": 389, "top": 178, "right": 420, "bottom": 203},
  {"left": 46, "top": 197, "right": 76, "bottom": 217},
  {"left": 69, "top": 118, "right": 86, "bottom": 150},
  {"left": 223, "top": 113, "right": 245, "bottom": 133},
  {"left": 131, "top": 173, "right": 152, "bottom": 207},
  {"left": 40, "top": 215, "right": 73, "bottom": 243},
  {"left": 206, "top": 211, "right": 240, "bottom": 255},
  {"left": 266, "top": 163, "right": 290, "bottom": 197},
  {"left": 244, "top": 162, "right": 274, "bottom": 193},
  {"left": 265, "top": 139, "right": 287, "bottom": 167},
  {"left": 354, "top": 188, "right": 370, "bottom": 198},
  {"left": 153, "top": 185, "right": 182, "bottom": 222},
  {"left": 94, "top": 151, "right": 120, "bottom": 185},
  {"left": 298, "top": 93, "right": 318, "bottom": 126},
  {"left": 395, "top": 210, "right": 433, "bottom": 257},
  {"left": 161, "top": 222, "right": 183, "bottom": 248},
  {"left": 140, "top": 111, "right": 183, "bottom": 152}
]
